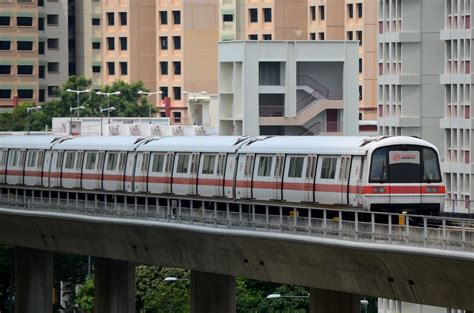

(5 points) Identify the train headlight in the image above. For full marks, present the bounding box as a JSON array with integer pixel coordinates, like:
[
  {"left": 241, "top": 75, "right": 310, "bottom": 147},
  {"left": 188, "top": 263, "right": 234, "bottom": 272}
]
[
  {"left": 373, "top": 187, "right": 385, "bottom": 193},
  {"left": 425, "top": 186, "right": 438, "bottom": 193}
]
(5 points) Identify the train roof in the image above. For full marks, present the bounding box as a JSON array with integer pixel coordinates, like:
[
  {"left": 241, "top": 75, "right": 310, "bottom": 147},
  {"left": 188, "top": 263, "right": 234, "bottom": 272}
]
[
  {"left": 52, "top": 136, "right": 146, "bottom": 151},
  {"left": 138, "top": 136, "right": 250, "bottom": 153},
  {"left": 0, "top": 136, "right": 63, "bottom": 149}
]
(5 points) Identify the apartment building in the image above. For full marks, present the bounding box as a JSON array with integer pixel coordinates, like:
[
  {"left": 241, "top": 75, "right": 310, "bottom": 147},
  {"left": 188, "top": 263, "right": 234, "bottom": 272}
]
[
  {"left": 0, "top": 0, "right": 72, "bottom": 109},
  {"left": 156, "top": 0, "right": 219, "bottom": 123}
]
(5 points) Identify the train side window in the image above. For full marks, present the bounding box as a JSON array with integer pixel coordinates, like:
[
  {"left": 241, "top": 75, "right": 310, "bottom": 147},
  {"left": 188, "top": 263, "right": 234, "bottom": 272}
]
[
  {"left": 37, "top": 151, "right": 45, "bottom": 168},
  {"left": 216, "top": 154, "right": 225, "bottom": 175},
  {"left": 26, "top": 150, "right": 37, "bottom": 168},
  {"left": 339, "top": 158, "right": 346, "bottom": 179},
  {"left": 151, "top": 154, "right": 165, "bottom": 173},
  {"left": 106, "top": 153, "right": 119, "bottom": 171},
  {"left": 202, "top": 155, "right": 216, "bottom": 175},
  {"left": 64, "top": 152, "right": 76, "bottom": 169},
  {"left": 85, "top": 152, "right": 97, "bottom": 170},
  {"left": 176, "top": 154, "right": 190, "bottom": 174},
  {"left": 141, "top": 153, "right": 150, "bottom": 173},
  {"left": 288, "top": 156, "right": 304, "bottom": 178},
  {"left": 56, "top": 151, "right": 63, "bottom": 169},
  {"left": 118, "top": 153, "right": 126, "bottom": 171},
  {"left": 369, "top": 148, "right": 387, "bottom": 182},
  {"left": 0, "top": 150, "right": 5, "bottom": 166},
  {"left": 320, "top": 157, "right": 337, "bottom": 179},
  {"left": 76, "top": 152, "right": 84, "bottom": 170},
  {"left": 423, "top": 148, "right": 441, "bottom": 182},
  {"left": 8, "top": 150, "right": 19, "bottom": 167},
  {"left": 166, "top": 153, "right": 174, "bottom": 173},
  {"left": 257, "top": 156, "right": 273, "bottom": 177}
]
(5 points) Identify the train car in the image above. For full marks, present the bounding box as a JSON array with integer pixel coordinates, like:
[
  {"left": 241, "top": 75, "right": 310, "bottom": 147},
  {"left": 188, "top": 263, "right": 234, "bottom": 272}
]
[{"left": 0, "top": 135, "right": 445, "bottom": 214}]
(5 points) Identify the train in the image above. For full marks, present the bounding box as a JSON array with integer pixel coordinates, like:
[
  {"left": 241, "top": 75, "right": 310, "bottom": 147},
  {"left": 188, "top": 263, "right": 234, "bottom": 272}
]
[{"left": 0, "top": 135, "right": 445, "bottom": 215}]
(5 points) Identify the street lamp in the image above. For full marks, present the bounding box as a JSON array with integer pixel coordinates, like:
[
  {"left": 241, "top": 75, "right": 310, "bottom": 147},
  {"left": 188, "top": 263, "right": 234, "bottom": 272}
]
[
  {"left": 163, "top": 276, "right": 189, "bottom": 283},
  {"left": 137, "top": 90, "right": 163, "bottom": 124},
  {"left": 100, "top": 106, "right": 116, "bottom": 136},
  {"left": 183, "top": 90, "right": 208, "bottom": 125},
  {"left": 266, "top": 293, "right": 309, "bottom": 299},
  {"left": 66, "top": 88, "right": 91, "bottom": 135},
  {"left": 360, "top": 299, "right": 369, "bottom": 313},
  {"left": 96, "top": 91, "right": 121, "bottom": 122},
  {"left": 26, "top": 105, "right": 41, "bottom": 135}
]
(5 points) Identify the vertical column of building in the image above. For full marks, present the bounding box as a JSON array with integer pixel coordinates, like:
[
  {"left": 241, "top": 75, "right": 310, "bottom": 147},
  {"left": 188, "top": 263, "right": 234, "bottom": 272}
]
[
  {"left": 440, "top": 0, "right": 473, "bottom": 213},
  {"left": 101, "top": 0, "right": 130, "bottom": 86},
  {"left": 0, "top": 0, "right": 39, "bottom": 110}
]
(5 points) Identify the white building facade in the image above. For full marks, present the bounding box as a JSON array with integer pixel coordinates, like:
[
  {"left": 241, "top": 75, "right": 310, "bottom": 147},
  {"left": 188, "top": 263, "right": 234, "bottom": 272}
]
[{"left": 218, "top": 40, "right": 359, "bottom": 136}]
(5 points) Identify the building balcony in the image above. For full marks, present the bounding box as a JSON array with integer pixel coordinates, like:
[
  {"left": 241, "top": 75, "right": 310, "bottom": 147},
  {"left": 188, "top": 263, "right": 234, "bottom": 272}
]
[
  {"left": 378, "top": 31, "right": 420, "bottom": 43},
  {"left": 378, "top": 74, "right": 420, "bottom": 85}
]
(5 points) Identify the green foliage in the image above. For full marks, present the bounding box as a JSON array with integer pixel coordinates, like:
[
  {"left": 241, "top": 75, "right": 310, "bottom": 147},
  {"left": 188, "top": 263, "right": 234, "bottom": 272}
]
[
  {"left": 76, "top": 276, "right": 94, "bottom": 312},
  {"left": 135, "top": 266, "right": 190, "bottom": 313},
  {"left": 0, "top": 245, "right": 13, "bottom": 311},
  {"left": 53, "top": 253, "right": 88, "bottom": 285}
]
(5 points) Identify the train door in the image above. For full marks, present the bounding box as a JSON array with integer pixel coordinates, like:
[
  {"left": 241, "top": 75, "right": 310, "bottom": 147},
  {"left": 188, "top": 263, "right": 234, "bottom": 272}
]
[
  {"left": 6, "top": 149, "right": 25, "bottom": 185},
  {"left": 148, "top": 152, "right": 168, "bottom": 194},
  {"left": 198, "top": 153, "right": 225, "bottom": 197},
  {"left": 62, "top": 151, "right": 82, "bottom": 189},
  {"left": 0, "top": 149, "right": 7, "bottom": 184},
  {"left": 42, "top": 150, "right": 53, "bottom": 187},
  {"left": 315, "top": 155, "right": 340, "bottom": 205},
  {"left": 24, "top": 150, "right": 44, "bottom": 186},
  {"left": 272, "top": 154, "right": 284, "bottom": 201},
  {"left": 124, "top": 152, "right": 136, "bottom": 192},
  {"left": 49, "top": 150, "right": 63, "bottom": 187},
  {"left": 349, "top": 155, "right": 364, "bottom": 207},
  {"left": 235, "top": 153, "right": 254, "bottom": 199},
  {"left": 224, "top": 154, "right": 237, "bottom": 198},
  {"left": 103, "top": 152, "right": 127, "bottom": 191},
  {"left": 253, "top": 154, "right": 277, "bottom": 201},
  {"left": 387, "top": 147, "right": 422, "bottom": 205},
  {"left": 282, "top": 155, "right": 314, "bottom": 203},
  {"left": 134, "top": 152, "right": 150, "bottom": 193},
  {"left": 172, "top": 153, "right": 193, "bottom": 196},
  {"left": 82, "top": 151, "right": 103, "bottom": 190},
  {"left": 338, "top": 156, "right": 351, "bottom": 205}
]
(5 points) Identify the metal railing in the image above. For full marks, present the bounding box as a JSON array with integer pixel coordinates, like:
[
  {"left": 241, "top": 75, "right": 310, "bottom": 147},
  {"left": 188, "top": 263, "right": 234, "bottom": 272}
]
[
  {"left": 0, "top": 187, "right": 473, "bottom": 253},
  {"left": 259, "top": 105, "right": 285, "bottom": 117},
  {"left": 301, "top": 121, "right": 343, "bottom": 136}
]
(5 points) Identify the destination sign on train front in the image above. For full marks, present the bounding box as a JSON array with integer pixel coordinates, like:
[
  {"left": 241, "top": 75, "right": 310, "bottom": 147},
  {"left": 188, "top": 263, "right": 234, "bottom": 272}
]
[{"left": 389, "top": 151, "right": 420, "bottom": 164}]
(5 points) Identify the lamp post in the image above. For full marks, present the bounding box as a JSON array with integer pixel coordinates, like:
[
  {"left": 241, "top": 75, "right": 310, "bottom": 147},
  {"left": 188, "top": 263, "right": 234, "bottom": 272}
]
[
  {"left": 66, "top": 88, "right": 91, "bottom": 135},
  {"left": 183, "top": 90, "right": 208, "bottom": 125},
  {"left": 266, "top": 293, "right": 310, "bottom": 300},
  {"left": 163, "top": 276, "right": 189, "bottom": 283},
  {"left": 26, "top": 105, "right": 41, "bottom": 135},
  {"left": 96, "top": 91, "right": 121, "bottom": 122},
  {"left": 100, "top": 106, "right": 116, "bottom": 136},
  {"left": 137, "top": 90, "right": 163, "bottom": 124}
]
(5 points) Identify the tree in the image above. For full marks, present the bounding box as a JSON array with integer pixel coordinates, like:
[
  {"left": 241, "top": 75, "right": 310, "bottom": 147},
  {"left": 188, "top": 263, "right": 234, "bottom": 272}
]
[{"left": 76, "top": 276, "right": 94, "bottom": 313}]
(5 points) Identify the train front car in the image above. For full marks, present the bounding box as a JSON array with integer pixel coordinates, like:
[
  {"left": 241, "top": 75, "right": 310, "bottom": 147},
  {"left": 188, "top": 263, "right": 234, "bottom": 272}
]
[{"left": 363, "top": 136, "right": 445, "bottom": 215}]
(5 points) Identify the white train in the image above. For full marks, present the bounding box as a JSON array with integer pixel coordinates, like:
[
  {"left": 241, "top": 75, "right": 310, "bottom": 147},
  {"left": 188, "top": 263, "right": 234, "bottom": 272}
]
[{"left": 0, "top": 135, "right": 445, "bottom": 214}]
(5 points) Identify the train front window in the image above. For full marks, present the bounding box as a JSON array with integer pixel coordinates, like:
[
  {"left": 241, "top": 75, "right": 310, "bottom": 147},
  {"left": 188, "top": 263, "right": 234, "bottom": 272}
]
[
  {"left": 369, "top": 148, "right": 387, "bottom": 182},
  {"left": 423, "top": 148, "right": 441, "bottom": 182}
]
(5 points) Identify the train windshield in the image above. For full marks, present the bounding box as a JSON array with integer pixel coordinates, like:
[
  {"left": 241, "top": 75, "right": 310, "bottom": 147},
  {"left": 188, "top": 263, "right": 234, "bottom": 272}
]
[{"left": 369, "top": 146, "right": 441, "bottom": 183}]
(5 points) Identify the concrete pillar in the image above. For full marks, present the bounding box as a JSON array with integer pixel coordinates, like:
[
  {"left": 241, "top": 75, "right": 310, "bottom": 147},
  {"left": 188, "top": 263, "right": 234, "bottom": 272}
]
[
  {"left": 310, "top": 288, "right": 360, "bottom": 313},
  {"left": 94, "top": 258, "right": 135, "bottom": 313},
  {"left": 15, "top": 247, "right": 53, "bottom": 313},
  {"left": 190, "top": 271, "right": 236, "bottom": 313}
]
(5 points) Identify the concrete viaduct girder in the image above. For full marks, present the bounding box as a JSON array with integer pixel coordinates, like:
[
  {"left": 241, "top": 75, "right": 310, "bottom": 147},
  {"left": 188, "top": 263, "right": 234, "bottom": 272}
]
[{"left": 0, "top": 208, "right": 473, "bottom": 311}]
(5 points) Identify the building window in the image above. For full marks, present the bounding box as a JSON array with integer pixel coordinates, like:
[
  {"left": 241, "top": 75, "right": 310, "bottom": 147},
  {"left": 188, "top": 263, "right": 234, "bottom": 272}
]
[
  {"left": 119, "top": 37, "right": 127, "bottom": 50},
  {"left": 263, "top": 34, "right": 272, "bottom": 40},
  {"left": 356, "top": 31, "right": 362, "bottom": 45},
  {"left": 107, "top": 37, "right": 115, "bottom": 50},
  {"left": 18, "top": 65, "right": 33, "bottom": 75},
  {"left": 173, "top": 87, "right": 181, "bottom": 100},
  {"left": 160, "top": 11, "right": 168, "bottom": 25},
  {"left": 48, "top": 62, "right": 59, "bottom": 73},
  {"left": 173, "top": 61, "right": 181, "bottom": 75},
  {"left": 120, "top": 62, "right": 127, "bottom": 75},
  {"left": 92, "top": 18, "right": 100, "bottom": 26},
  {"left": 310, "top": 32, "right": 316, "bottom": 40},
  {"left": 160, "top": 87, "right": 168, "bottom": 98},
  {"left": 17, "top": 17, "right": 33, "bottom": 27},
  {"left": 39, "top": 65, "right": 45, "bottom": 78},
  {"left": 347, "top": 3, "right": 353, "bottom": 18},
  {"left": 347, "top": 31, "right": 353, "bottom": 40},
  {"left": 0, "top": 65, "right": 11, "bottom": 75},
  {"left": 248, "top": 34, "right": 258, "bottom": 40},
  {"left": 92, "top": 65, "right": 101, "bottom": 73},
  {"left": 173, "top": 36, "right": 181, "bottom": 50},
  {"left": 38, "top": 17, "right": 44, "bottom": 30},
  {"left": 172, "top": 111, "right": 181, "bottom": 123},
  {"left": 173, "top": 10, "right": 181, "bottom": 24},
  {"left": 106, "top": 12, "right": 114, "bottom": 26},
  {"left": 39, "top": 41, "right": 44, "bottom": 54},
  {"left": 359, "top": 58, "right": 363, "bottom": 73},
  {"left": 107, "top": 62, "right": 115, "bottom": 75},
  {"left": 17, "top": 41, "right": 33, "bottom": 51},
  {"left": 0, "top": 90, "right": 11, "bottom": 99},
  {"left": 18, "top": 89, "right": 33, "bottom": 99},
  {"left": 310, "top": 6, "right": 316, "bottom": 21},
  {"left": 0, "top": 41, "right": 10, "bottom": 50},
  {"left": 318, "top": 6, "right": 325, "bottom": 20},
  {"left": 39, "top": 89, "right": 45, "bottom": 102},
  {"left": 249, "top": 8, "right": 258, "bottom": 23},
  {"left": 160, "top": 62, "right": 168, "bottom": 75},
  {"left": 0, "top": 16, "right": 11, "bottom": 26},
  {"left": 223, "top": 14, "right": 233, "bottom": 22},
  {"left": 359, "top": 85, "right": 363, "bottom": 100},
  {"left": 47, "top": 38, "right": 59, "bottom": 49},
  {"left": 92, "top": 41, "right": 100, "bottom": 49},
  {"left": 160, "top": 36, "right": 168, "bottom": 50},
  {"left": 318, "top": 32, "right": 325, "bottom": 40},
  {"left": 119, "top": 12, "right": 127, "bottom": 25},
  {"left": 259, "top": 62, "right": 281, "bottom": 86},
  {"left": 263, "top": 8, "right": 272, "bottom": 22},
  {"left": 357, "top": 3, "right": 363, "bottom": 18},
  {"left": 38, "top": 0, "right": 44, "bottom": 6},
  {"left": 47, "top": 14, "right": 59, "bottom": 26}
]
